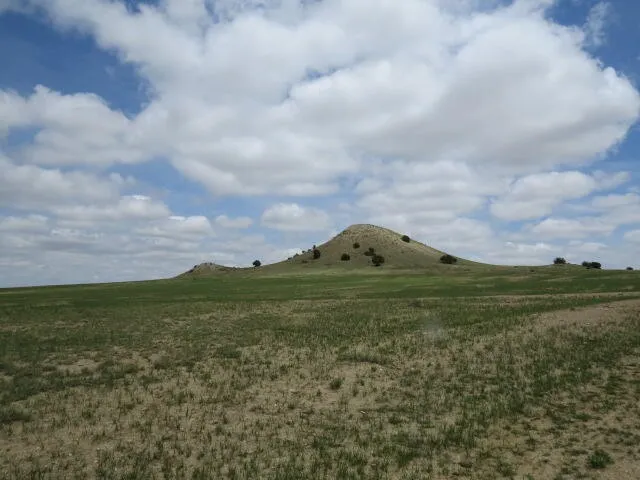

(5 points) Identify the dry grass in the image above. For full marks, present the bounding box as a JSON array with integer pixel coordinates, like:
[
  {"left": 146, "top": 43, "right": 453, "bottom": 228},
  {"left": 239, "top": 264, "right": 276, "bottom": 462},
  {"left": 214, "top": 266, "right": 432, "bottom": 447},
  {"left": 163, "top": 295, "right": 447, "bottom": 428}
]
[{"left": 1, "top": 282, "right": 640, "bottom": 479}]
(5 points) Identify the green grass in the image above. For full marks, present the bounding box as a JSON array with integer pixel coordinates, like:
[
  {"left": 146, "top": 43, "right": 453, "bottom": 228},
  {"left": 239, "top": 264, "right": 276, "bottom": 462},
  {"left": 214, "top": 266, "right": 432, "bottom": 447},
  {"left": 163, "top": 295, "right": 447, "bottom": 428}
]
[{"left": 0, "top": 267, "right": 639, "bottom": 478}]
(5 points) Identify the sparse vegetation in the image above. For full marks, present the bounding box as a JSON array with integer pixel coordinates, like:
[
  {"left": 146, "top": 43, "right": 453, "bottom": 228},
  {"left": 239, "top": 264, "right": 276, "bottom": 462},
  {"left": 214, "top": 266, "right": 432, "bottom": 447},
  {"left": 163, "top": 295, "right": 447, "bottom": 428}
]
[
  {"left": 554, "top": 257, "right": 567, "bottom": 265},
  {"left": 440, "top": 254, "right": 457, "bottom": 264},
  {"left": 341, "top": 253, "right": 351, "bottom": 261},
  {"left": 1, "top": 250, "right": 640, "bottom": 479},
  {"left": 401, "top": 234, "right": 411, "bottom": 243},
  {"left": 252, "top": 259, "right": 261, "bottom": 267}
]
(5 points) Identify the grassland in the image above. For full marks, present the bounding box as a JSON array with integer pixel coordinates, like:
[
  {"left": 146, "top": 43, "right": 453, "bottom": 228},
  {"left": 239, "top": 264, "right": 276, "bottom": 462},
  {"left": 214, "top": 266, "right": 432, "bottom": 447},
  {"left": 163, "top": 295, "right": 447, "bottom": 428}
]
[{"left": 1, "top": 266, "right": 640, "bottom": 479}]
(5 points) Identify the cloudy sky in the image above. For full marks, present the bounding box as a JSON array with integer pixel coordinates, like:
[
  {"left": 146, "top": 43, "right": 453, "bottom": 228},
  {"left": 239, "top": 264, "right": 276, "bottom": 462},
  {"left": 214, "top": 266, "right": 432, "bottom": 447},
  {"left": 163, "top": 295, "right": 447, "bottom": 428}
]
[{"left": 1, "top": 0, "right": 640, "bottom": 287}]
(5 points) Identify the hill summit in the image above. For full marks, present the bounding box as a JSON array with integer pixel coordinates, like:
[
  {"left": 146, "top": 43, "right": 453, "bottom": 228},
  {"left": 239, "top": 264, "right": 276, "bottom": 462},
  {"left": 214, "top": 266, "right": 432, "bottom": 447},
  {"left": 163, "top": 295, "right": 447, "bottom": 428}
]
[
  {"left": 179, "top": 224, "right": 476, "bottom": 277},
  {"left": 276, "top": 223, "right": 467, "bottom": 270}
]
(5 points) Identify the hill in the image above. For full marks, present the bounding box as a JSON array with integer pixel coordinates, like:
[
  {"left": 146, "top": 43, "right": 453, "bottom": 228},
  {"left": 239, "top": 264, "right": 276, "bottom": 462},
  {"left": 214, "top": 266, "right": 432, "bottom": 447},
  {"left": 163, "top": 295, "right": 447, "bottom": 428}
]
[{"left": 179, "top": 224, "right": 482, "bottom": 278}]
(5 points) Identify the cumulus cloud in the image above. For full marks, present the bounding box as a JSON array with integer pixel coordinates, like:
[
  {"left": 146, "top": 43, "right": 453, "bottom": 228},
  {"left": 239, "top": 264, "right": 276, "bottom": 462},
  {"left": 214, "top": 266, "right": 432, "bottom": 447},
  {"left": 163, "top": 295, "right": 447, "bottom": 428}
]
[
  {"left": 136, "top": 215, "right": 214, "bottom": 240},
  {"left": 529, "top": 217, "right": 615, "bottom": 239},
  {"left": 1, "top": 0, "right": 637, "bottom": 196},
  {"left": 261, "top": 203, "right": 331, "bottom": 232},
  {"left": 490, "top": 171, "right": 628, "bottom": 221},
  {"left": 0, "top": 156, "right": 121, "bottom": 210},
  {"left": 590, "top": 192, "right": 640, "bottom": 225}
]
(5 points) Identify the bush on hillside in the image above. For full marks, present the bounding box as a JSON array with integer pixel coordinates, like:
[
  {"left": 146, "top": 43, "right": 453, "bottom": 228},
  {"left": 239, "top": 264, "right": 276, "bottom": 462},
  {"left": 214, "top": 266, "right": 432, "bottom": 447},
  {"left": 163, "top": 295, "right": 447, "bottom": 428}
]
[
  {"left": 582, "top": 261, "right": 602, "bottom": 269},
  {"left": 364, "top": 247, "right": 375, "bottom": 257},
  {"left": 252, "top": 260, "right": 261, "bottom": 267},
  {"left": 627, "top": 267, "right": 634, "bottom": 271},
  {"left": 553, "top": 257, "right": 567, "bottom": 265},
  {"left": 353, "top": 242, "right": 360, "bottom": 249},
  {"left": 341, "top": 253, "right": 351, "bottom": 261},
  {"left": 440, "top": 254, "right": 457, "bottom": 265},
  {"left": 401, "top": 235, "right": 411, "bottom": 243},
  {"left": 313, "top": 248, "right": 321, "bottom": 260},
  {"left": 371, "top": 254, "right": 385, "bottom": 267}
]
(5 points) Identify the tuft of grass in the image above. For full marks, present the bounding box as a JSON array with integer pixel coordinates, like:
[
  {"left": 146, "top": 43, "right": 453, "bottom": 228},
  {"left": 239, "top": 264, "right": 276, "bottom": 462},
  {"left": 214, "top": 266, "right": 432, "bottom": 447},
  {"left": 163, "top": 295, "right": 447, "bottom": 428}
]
[
  {"left": 329, "top": 378, "right": 344, "bottom": 390},
  {"left": 587, "top": 449, "right": 613, "bottom": 469}
]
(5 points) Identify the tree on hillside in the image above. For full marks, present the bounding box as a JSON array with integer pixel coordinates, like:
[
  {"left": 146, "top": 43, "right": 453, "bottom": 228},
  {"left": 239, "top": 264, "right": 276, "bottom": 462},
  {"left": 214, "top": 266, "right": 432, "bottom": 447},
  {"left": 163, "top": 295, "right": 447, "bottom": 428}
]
[
  {"left": 627, "top": 267, "right": 634, "bottom": 271},
  {"left": 553, "top": 257, "right": 567, "bottom": 265},
  {"left": 372, "top": 254, "right": 385, "bottom": 267},
  {"left": 582, "top": 261, "right": 602, "bottom": 269},
  {"left": 252, "top": 260, "right": 261, "bottom": 267},
  {"left": 341, "top": 253, "right": 351, "bottom": 261},
  {"left": 440, "top": 254, "right": 457, "bottom": 265},
  {"left": 401, "top": 235, "right": 411, "bottom": 243},
  {"left": 313, "top": 248, "right": 321, "bottom": 259}
]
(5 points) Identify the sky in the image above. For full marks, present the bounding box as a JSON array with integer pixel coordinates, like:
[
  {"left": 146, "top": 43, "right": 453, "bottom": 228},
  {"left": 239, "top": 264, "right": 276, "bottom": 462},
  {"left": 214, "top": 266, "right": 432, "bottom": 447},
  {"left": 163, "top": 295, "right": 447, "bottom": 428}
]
[{"left": 1, "top": 0, "right": 640, "bottom": 287}]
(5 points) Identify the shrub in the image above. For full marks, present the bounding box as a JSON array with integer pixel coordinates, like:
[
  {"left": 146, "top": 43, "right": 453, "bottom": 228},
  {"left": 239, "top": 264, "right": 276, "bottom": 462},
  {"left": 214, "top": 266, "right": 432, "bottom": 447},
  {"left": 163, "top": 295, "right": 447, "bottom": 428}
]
[
  {"left": 252, "top": 260, "right": 261, "bottom": 268},
  {"left": 553, "top": 257, "right": 567, "bottom": 265},
  {"left": 313, "top": 248, "right": 321, "bottom": 260},
  {"left": 627, "top": 267, "right": 634, "bottom": 271},
  {"left": 364, "top": 247, "right": 375, "bottom": 257},
  {"left": 587, "top": 449, "right": 613, "bottom": 469},
  {"left": 353, "top": 242, "right": 360, "bottom": 249},
  {"left": 329, "top": 378, "right": 343, "bottom": 390},
  {"left": 401, "top": 234, "right": 410, "bottom": 243},
  {"left": 583, "top": 261, "right": 602, "bottom": 269},
  {"left": 341, "top": 253, "right": 350, "bottom": 261},
  {"left": 440, "top": 254, "right": 457, "bottom": 265},
  {"left": 371, "top": 254, "right": 385, "bottom": 267}
]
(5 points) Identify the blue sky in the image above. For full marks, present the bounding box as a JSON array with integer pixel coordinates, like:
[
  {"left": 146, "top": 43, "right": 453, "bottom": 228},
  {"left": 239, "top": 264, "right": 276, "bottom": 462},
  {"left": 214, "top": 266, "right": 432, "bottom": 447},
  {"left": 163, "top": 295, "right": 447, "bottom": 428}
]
[{"left": 1, "top": 0, "right": 640, "bottom": 287}]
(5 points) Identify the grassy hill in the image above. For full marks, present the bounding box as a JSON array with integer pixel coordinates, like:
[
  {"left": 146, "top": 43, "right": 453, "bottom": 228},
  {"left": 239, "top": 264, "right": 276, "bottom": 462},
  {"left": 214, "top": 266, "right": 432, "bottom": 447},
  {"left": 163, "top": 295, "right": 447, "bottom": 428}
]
[{"left": 179, "top": 223, "right": 484, "bottom": 278}]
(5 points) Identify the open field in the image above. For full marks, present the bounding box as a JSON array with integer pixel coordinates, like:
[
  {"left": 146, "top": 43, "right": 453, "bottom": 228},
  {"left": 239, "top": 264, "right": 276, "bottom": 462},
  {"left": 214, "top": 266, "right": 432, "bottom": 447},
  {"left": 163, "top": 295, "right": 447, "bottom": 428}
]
[{"left": 1, "top": 266, "right": 640, "bottom": 479}]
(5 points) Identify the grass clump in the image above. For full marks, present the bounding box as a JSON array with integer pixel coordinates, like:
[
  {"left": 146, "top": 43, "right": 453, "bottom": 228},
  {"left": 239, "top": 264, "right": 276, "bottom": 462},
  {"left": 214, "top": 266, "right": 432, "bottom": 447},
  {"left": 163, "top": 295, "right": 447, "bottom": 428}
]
[
  {"left": 587, "top": 449, "right": 613, "bottom": 469},
  {"left": 329, "top": 378, "right": 344, "bottom": 390}
]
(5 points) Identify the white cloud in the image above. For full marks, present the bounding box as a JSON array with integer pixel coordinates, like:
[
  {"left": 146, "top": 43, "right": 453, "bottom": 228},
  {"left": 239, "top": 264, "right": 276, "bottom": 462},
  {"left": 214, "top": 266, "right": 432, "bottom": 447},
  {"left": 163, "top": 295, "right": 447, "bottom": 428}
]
[
  {"left": 529, "top": 217, "right": 615, "bottom": 239},
  {"left": 0, "top": 86, "right": 147, "bottom": 166},
  {"left": 490, "top": 171, "right": 628, "bottom": 221},
  {"left": 591, "top": 192, "right": 640, "bottom": 225},
  {"left": 136, "top": 215, "right": 214, "bottom": 239},
  {"left": 214, "top": 215, "right": 253, "bottom": 229},
  {"left": 0, "top": 156, "right": 120, "bottom": 210},
  {"left": 592, "top": 192, "right": 640, "bottom": 209},
  {"left": 52, "top": 195, "right": 171, "bottom": 226},
  {"left": 0, "top": 0, "right": 637, "bottom": 197},
  {"left": 584, "top": 1, "right": 611, "bottom": 48},
  {"left": 261, "top": 203, "right": 331, "bottom": 232}
]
